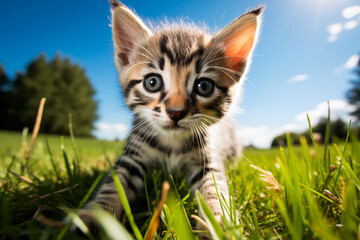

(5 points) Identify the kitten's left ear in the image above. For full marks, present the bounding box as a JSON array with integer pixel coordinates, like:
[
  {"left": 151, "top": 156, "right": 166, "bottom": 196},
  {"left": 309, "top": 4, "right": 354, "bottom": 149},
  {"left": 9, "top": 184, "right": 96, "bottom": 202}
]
[
  {"left": 111, "top": 1, "right": 152, "bottom": 69},
  {"left": 213, "top": 6, "right": 263, "bottom": 73}
]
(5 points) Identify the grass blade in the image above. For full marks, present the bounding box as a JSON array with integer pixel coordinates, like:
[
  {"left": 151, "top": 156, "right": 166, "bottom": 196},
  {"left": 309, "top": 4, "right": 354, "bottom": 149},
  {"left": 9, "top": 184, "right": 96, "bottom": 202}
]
[
  {"left": 78, "top": 172, "right": 104, "bottom": 209},
  {"left": 167, "top": 193, "right": 196, "bottom": 240},
  {"left": 323, "top": 102, "right": 331, "bottom": 171},
  {"left": 109, "top": 165, "right": 143, "bottom": 240},
  {"left": 334, "top": 144, "right": 360, "bottom": 190},
  {"left": 169, "top": 175, "right": 192, "bottom": 229},
  {"left": 44, "top": 136, "right": 61, "bottom": 181},
  {"left": 92, "top": 208, "right": 134, "bottom": 240},
  {"left": 61, "top": 136, "right": 73, "bottom": 182},
  {"left": 196, "top": 190, "right": 225, "bottom": 240},
  {"left": 66, "top": 212, "right": 95, "bottom": 240}
]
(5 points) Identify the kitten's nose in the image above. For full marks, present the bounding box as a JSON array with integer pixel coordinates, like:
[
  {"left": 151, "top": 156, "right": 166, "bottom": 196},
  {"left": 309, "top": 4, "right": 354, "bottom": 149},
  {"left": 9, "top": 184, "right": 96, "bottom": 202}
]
[{"left": 166, "top": 108, "right": 187, "bottom": 123}]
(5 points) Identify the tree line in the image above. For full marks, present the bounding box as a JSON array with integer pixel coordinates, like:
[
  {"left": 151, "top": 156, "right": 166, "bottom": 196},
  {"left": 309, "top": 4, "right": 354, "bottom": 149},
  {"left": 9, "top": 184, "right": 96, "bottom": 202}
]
[{"left": 0, "top": 54, "right": 98, "bottom": 137}]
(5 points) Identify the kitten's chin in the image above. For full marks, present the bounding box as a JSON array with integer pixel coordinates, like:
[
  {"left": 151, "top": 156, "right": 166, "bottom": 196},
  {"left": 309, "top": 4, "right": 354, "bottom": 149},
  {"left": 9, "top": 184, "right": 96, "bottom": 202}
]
[{"left": 157, "top": 124, "right": 191, "bottom": 137}]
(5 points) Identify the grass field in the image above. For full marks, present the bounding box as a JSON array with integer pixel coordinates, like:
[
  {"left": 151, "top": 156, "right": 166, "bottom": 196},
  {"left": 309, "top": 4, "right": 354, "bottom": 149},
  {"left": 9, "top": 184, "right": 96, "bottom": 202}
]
[{"left": 0, "top": 116, "right": 359, "bottom": 239}]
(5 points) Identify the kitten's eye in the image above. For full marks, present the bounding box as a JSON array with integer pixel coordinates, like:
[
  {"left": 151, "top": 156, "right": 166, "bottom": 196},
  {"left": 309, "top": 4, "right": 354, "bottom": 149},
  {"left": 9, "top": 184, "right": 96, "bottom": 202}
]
[
  {"left": 194, "top": 78, "right": 214, "bottom": 97},
  {"left": 143, "top": 74, "right": 163, "bottom": 92}
]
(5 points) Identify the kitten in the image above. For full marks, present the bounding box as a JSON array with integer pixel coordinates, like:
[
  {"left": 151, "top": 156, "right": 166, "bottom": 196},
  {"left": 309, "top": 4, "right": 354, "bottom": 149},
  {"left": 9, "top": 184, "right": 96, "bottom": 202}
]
[{"left": 77, "top": 0, "right": 262, "bottom": 237}]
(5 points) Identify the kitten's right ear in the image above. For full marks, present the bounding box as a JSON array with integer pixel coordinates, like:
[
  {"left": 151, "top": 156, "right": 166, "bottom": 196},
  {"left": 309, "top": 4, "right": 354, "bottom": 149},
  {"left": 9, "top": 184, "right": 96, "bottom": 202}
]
[
  {"left": 212, "top": 6, "right": 263, "bottom": 74},
  {"left": 111, "top": 1, "right": 152, "bottom": 69}
]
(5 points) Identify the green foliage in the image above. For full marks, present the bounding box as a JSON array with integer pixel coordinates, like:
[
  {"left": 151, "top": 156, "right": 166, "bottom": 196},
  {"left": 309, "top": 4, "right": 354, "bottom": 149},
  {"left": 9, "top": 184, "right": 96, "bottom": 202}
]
[
  {"left": 271, "top": 118, "right": 350, "bottom": 147},
  {"left": 0, "top": 64, "right": 12, "bottom": 128},
  {"left": 0, "top": 108, "right": 360, "bottom": 239},
  {"left": 346, "top": 55, "right": 360, "bottom": 121},
  {"left": 271, "top": 132, "right": 304, "bottom": 147},
  {"left": 0, "top": 64, "right": 10, "bottom": 91},
  {"left": 1, "top": 54, "right": 98, "bottom": 136}
]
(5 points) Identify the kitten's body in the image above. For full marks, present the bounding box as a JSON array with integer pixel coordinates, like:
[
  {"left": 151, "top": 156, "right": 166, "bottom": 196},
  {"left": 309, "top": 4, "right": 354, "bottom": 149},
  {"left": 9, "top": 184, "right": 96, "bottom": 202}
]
[{"left": 77, "top": 1, "right": 262, "bottom": 238}]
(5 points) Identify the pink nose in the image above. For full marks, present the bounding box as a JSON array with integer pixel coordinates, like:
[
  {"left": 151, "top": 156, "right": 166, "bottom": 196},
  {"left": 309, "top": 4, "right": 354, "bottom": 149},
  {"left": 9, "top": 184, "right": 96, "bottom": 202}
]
[{"left": 166, "top": 109, "right": 187, "bottom": 123}]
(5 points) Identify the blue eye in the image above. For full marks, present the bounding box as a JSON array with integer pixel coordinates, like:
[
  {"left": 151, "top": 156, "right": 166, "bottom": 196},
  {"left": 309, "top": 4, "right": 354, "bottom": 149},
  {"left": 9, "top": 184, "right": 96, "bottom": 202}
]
[
  {"left": 195, "top": 78, "right": 214, "bottom": 97},
  {"left": 143, "top": 74, "right": 163, "bottom": 92}
]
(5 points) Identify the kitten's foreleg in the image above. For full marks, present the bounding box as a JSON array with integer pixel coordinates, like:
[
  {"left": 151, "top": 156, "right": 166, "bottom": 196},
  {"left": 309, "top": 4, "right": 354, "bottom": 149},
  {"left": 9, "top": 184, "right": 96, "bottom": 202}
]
[
  {"left": 189, "top": 166, "right": 229, "bottom": 238},
  {"left": 75, "top": 156, "right": 148, "bottom": 235}
]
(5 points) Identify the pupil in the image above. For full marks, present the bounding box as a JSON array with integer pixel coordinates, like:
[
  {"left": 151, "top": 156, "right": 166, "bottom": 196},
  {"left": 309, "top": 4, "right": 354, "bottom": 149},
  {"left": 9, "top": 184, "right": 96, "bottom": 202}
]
[
  {"left": 150, "top": 78, "right": 157, "bottom": 86},
  {"left": 203, "top": 83, "right": 207, "bottom": 90},
  {"left": 200, "top": 82, "right": 208, "bottom": 91}
]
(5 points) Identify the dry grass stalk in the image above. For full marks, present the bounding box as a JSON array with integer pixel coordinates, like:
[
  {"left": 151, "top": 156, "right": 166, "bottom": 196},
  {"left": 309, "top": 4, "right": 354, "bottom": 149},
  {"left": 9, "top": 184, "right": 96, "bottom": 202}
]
[
  {"left": 191, "top": 215, "right": 209, "bottom": 230},
  {"left": 273, "top": 228, "right": 282, "bottom": 240},
  {"left": 24, "top": 97, "right": 46, "bottom": 170},
  {"left": 33, "top": 208, "right": 65, "bottom": 228},
  {"left": 323, "top": 189, "right": 342, "bottom": 205},
  {"left": 250, "top": 165, "right": 281, "bottom": 193},
  {"left": 38, "top": 184, "right": 79, "bottom": 199},
  {"left": 145, "top": 181, "right": 170, "bottom": 240},
  {"left": 9, "top": 170, "right": 34, "bottom": 184}
]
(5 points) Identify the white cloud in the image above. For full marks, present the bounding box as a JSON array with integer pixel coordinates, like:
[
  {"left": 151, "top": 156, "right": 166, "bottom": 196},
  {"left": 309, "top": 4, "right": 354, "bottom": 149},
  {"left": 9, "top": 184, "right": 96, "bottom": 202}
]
[
  {"left": 342, "top": 5, "right": 360, "bottom": 19},
  {"left": 326, "top": 6, "right": 360, "bottom": 42},
  {"left": 344, "top": 20, "right": 358, "bottom": 30},
  {"left": 345, "top": 54, "right": 360, "bottom": 69},
  {"left": 288, "top": 74, "right": 308, "bottom": 82},
  {"left": 333, "top": 54, "right": 360, "bottom": 73},
  {"left": 94, "top": 122, "right": 128, "bottom": 140},
  {"left": 295, "top": 100, "right": 355, "bottom": 124},
  {"left": 328, "top": 35, "right": 338, "bottom": 42},
  {"left": 238, "top": 125, "right": 270, "bottom": 148},
  {"left": 238, "top": 123, "right": 305, "bottom": 149},
  {"left": 327, "top": 23, "right": 343, "bottom": 35},
  {"left": 239, "top": 100, "right": 355, "bottom": 149}
]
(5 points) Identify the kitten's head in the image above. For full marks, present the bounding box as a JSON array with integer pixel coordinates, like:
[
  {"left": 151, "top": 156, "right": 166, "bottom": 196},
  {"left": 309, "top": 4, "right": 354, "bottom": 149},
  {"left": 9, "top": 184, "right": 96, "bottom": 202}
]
[{"left": 111, "top": 1, "right": 262, "bottom": 136}]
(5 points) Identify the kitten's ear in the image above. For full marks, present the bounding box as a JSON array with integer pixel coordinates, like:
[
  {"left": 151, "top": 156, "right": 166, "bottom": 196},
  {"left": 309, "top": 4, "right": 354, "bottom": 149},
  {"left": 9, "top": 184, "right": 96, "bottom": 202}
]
[
  {"left": 111, "top": 2, "right": 152, "bottom": 69},
  {"left": 213, "top": 6, "right": 263, "bottom": 73}
]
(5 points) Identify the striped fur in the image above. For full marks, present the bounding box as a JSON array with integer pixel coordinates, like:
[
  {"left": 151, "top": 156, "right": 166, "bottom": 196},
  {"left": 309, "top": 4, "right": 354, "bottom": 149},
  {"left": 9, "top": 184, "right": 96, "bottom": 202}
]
[{"left": 78, "top": 1, "right": 263, "bottom": 237}]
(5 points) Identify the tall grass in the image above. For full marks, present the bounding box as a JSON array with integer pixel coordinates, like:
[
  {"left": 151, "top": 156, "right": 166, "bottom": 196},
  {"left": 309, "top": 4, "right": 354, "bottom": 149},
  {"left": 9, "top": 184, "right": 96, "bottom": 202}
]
[{"left": 0, "top": 107, "right": 359, "bottom": 239}]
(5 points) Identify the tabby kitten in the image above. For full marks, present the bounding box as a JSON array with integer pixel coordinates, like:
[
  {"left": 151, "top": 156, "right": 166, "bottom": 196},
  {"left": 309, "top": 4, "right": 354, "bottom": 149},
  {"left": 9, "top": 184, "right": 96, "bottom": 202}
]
[{"left": 78, "top": 0, "right": 262, "bottom": 236}]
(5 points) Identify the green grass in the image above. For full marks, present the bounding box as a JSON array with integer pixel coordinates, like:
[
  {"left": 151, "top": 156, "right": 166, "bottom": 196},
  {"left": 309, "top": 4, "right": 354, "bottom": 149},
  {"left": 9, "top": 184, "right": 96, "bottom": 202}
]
[{"left": 0, "top": 115, "right": 360, "bottom": 239}]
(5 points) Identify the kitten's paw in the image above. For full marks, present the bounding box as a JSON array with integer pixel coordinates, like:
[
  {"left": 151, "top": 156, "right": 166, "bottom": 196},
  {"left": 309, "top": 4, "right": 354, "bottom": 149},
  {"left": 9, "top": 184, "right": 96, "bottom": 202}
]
[
  {"left": 66, "top": 209, "right": 99, "bottom": 237},
  {"left": 196, "top": 222, "right": 213, "bottom": 240},
  {"left": 195, "top": 217, "right": 225, "bottom": 240}
]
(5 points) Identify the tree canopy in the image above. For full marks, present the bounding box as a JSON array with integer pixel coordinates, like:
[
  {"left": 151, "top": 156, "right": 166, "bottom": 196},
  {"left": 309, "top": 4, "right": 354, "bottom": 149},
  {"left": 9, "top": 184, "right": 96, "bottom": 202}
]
[
  {"left": 270, "top": 118, "right": 349, "bottom": 148},
  {"left": 0, "top": 54, "right": 98, "bottom": 136},
  {"left": 346, "top": 55, "right": 360, "bottom": 121}
]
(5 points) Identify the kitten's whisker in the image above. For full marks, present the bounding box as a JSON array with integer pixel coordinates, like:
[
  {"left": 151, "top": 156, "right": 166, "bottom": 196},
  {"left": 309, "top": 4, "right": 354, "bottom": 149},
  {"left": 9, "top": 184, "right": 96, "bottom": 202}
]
[
  {"left": 199, "top": 116, "right": 242, "bottom": 161},
  {"left": 204, "top": 55, "right": 248, "bottom": 65},
  {"left": 208, "top": 66, "right": 240, "bottom": 84},
  {"left": 133, "top": 126, "right": 154, "bottom": 165},
  {"left": 195, "top": 122, "right": 211, "bottom": 182},
  {"left": 209, "top": 65, "right": 243, "bottom": 76},
  {"left": 192, "top": 123, "right": 206, "bottom": 170},
  {"left": 189, "top": 125, "right": 202, "bottom": 165},
  {"left": 115, "top": 44, "right": 154, "bottom": 62},
  {"left": 117, "top": 119, "right": 150, "bottom": 162},
  {"left": 125, "top": 61, "right": 152, "bottom": 74}
]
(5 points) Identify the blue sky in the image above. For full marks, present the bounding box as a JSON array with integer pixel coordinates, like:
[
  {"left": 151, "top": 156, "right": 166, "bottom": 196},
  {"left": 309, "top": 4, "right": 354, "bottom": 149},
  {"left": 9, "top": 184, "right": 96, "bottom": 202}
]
[{"left": 1, "top": 0, "right": 359, "bottom": 148}]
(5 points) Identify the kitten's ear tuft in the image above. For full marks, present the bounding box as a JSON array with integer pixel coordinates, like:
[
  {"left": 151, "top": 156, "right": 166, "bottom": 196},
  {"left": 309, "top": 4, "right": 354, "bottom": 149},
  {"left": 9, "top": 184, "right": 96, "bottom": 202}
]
[
  {"left": 112, "top": 4, "right": 152, "bottom": 69},
  {"left": 109, "top": 0, "right": 122, "bottom": 9},
  {"left": 247, "top": 6, "right": 264, "bottom": 16},
  {"left": 213, "top": 6, "right": 263, "bottom": 73}
]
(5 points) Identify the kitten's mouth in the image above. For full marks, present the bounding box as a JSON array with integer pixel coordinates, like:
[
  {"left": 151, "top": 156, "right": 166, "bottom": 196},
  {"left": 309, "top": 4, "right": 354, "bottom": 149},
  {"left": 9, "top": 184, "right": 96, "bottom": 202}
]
[{"left": 163, "top": 124, "right": 185, "bottom": 130}]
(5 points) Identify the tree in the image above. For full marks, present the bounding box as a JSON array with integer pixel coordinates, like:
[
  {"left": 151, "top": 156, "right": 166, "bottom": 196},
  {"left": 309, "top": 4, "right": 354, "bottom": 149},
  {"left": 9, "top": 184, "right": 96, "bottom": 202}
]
[
  {"left": 312, "top": 118, "right": 347, "bottom": 142},
  {"left": 4, "top": 54, "right": 98, "bottom": 136},
  {"left": 0, "top": 64, "right": 9, "bottom": 91},
  {"left": 346, "top": 55, "right": 360, "bottom": 121},
  {"left": 270, "top": 118, "right": 348, "bottom": 147},
  {"left": 0, "top": 64, "right": 12, "bottom": 128},
  {"left": 271, "top": 132, "right": 301, "bottom": 147}
]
